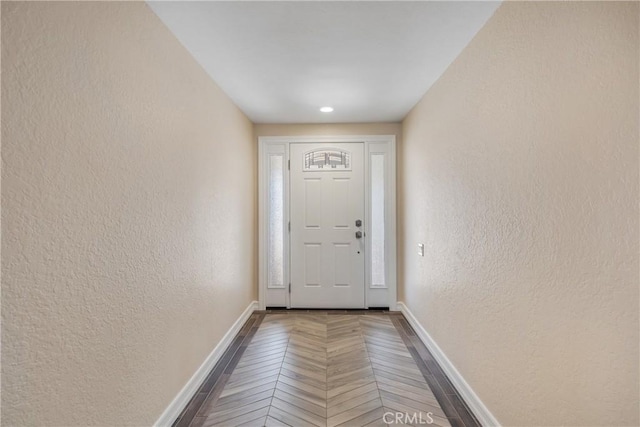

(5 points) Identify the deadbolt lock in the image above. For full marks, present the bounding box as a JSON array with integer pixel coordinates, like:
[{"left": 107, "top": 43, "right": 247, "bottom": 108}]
[{"left": 355, "top": 219, "right": 362, "bottom": 227}]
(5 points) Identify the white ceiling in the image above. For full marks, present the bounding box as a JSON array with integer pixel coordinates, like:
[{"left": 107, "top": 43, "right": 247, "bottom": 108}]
[{"left": 148, "top": 1, "right": 501, "bottom": 124}]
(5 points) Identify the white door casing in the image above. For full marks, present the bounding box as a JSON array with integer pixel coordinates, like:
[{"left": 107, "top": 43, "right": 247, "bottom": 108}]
[
  {"left": 290, "top": 143, "right": 365, "bottom": 308},
  {"left": 258, "top": 135, "right": 396, "bottom": 311}
]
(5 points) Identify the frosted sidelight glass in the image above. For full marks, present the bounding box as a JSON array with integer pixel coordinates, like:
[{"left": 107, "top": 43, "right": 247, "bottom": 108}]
[
  {"left": 371, "top": 154, "right": 385, "bottom": 287},
  {"left": 268, "top": 155, "right": 284, "bottom": 287}
]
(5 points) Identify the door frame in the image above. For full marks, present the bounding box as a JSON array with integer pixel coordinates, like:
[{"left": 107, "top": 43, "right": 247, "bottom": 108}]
[{"left": 258, "top": 135, "right": 397, "bottom": 311}]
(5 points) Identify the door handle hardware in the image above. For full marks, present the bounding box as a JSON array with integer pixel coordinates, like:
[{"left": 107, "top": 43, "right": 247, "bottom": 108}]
[{"left": 355, "top": 231, "right": 363, "bottom": 239}]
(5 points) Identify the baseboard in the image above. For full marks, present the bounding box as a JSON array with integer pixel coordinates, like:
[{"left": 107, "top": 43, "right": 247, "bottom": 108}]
[
  {"left": 397, "top": 302, "right": 501, "bottom": 427},
  {"left": 154, "top": 300, "right": 259, "bottom": 427}
]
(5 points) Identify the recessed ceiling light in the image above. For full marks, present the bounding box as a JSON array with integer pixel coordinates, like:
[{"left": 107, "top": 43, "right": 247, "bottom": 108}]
[{"left": 320, "top": 106, "right": 334, "bottom": 113}]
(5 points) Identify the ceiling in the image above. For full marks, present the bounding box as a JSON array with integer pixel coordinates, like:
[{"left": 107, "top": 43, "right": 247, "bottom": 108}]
[{"left": 147, "top": 1, "right": 501, "bottom": 124}]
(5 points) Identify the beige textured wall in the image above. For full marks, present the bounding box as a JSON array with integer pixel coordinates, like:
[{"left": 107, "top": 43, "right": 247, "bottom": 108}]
[
  {"left": 401, "top": 2, "right": 639, "bottom": 426},
  {"left": 2, "top": 2, "right": 256, "bottom": 425}
]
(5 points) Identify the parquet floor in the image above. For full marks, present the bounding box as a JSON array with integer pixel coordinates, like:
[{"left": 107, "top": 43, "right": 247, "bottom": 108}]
[{"left": 179, "top": 312, "right": 478, "bottom": 427}]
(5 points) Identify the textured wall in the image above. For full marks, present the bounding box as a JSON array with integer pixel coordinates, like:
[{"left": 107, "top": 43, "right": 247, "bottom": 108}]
[
  {"left": 401, "top": 2, "right": 639, "bottom": 426},
  {"left": 2, "top": 2, "right": 256, "bottom": 425}
]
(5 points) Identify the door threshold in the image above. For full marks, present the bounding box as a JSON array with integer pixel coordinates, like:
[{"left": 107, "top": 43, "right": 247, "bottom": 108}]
[{"left": 260, "top": 307, "right": 390, "bottom": 314}]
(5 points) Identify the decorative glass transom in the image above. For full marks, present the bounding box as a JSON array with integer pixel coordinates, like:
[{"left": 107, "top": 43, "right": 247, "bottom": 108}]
[{"left": 304, "top": 149, "right": 351, "bottom": 171}]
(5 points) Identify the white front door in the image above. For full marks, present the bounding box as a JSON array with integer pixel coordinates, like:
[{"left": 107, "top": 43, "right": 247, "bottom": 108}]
[{"left": 290, "top": 143, "right": 365, "bottom": 308}]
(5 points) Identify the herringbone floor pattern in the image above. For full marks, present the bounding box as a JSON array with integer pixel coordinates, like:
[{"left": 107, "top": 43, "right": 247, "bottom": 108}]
[{"left": 193, "top": 314, "right": 451, "bottom": 427}]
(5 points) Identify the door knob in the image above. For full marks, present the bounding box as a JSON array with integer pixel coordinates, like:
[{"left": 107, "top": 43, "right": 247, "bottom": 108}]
[
  {"left": 355, "top": 219, "right": 362, "bottom": 227},
  {"left": 355, "top": 231, "right": 363, "bottom": 239}
]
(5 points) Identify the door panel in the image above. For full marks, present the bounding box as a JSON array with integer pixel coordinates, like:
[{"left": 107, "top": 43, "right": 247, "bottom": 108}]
[
  {"left": 304, "top": 243, "right": 321, "bottom": 287},
  {"left": 333, "top": 243, "right": 352, "bottom": 286},
  {"left": 290, "top": 143, "right": 365, "bottom": 308},
  {"left": 304, "top": 179, "right": 322, "bottom": 228},
  {"left": 332, "top": 178, "right": 351, "bottom": 228}
]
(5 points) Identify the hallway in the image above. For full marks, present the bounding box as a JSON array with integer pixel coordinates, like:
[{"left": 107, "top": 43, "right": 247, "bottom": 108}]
[
  {"left": 2, "top": 2, "right": 638, "bottom": 426},
  {"left": 175, "top": 312, "right": 478, "bottom": 427}
]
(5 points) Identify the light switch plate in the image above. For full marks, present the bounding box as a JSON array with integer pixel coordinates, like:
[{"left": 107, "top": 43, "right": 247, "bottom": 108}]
[{"left": 417, "top": 243, "right": 424, "bottom": 257}]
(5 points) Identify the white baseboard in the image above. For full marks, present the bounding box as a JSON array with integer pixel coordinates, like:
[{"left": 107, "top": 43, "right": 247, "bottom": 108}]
[
  {"left": 154, "top": 300, "right": 259, "bottom": 427},
  {"left": 397, "top": 302, "right": 500, "bottom": 427}
]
